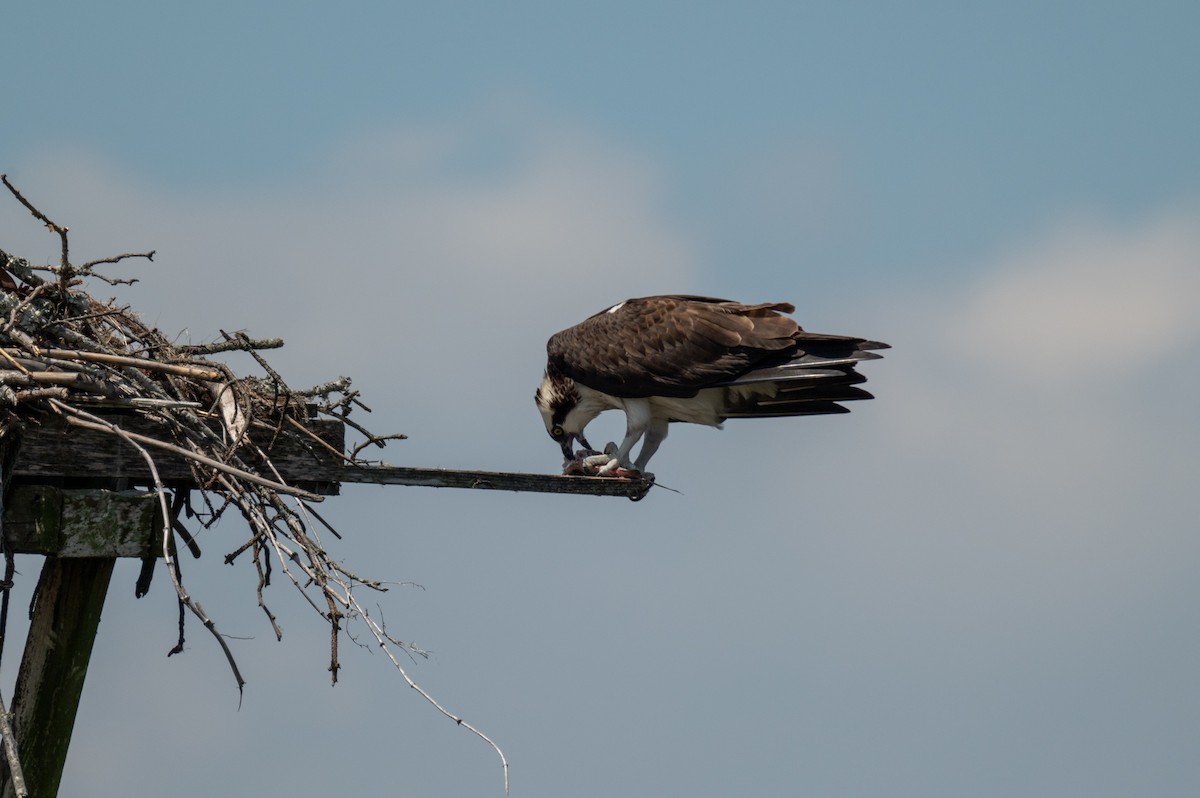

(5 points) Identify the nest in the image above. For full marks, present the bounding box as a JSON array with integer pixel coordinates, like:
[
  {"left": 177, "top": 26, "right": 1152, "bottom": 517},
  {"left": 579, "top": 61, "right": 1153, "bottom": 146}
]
[{"left": 0, "top": 176, "right": 507, "bottom": 787}]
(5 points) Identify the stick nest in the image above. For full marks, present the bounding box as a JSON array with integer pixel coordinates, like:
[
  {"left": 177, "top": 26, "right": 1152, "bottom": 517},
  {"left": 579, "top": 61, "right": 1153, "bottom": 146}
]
[{"left": 0, "top": 175, "right": 507, "bottom": 788}]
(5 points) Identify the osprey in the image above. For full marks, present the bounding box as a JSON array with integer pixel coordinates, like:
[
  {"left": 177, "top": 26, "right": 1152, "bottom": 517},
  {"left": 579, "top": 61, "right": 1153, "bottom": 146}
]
[{"left": 535, "top": 295, "right": 888, "bottom": 477}]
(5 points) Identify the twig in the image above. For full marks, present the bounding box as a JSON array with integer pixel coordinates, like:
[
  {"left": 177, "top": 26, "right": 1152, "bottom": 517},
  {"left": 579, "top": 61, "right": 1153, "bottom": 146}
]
[
  {"left": 345, "top": 584, "right": 511, "bottom": 792},
  {"left": 283, "top": 414, "right": 358, "bottom": 466},
  {"left": 2, "top": 347, "right": 223, "bottom": 381},
  {"left": 0, "top": 371, "right": 114, "bottom": 395},
  {"left": 1, "top": 175, "right": 68, "bottom": 270},
  {"left": 253, "top": 538, "right": 282, "bottom": 641},
  {"left": 220, "top": 330, "right": 286, "bottom": 387},
  {"left": 177, "top": 337, "right": 284, "bottom": 356},
  {"left": 349, "top": 434, "right": 409, "bottom": 461},
  {"left": 339, "top": 412, "right": 387, "bottom": 450},
  {"left": 78, "top": 251, "right": 156, "bottom": 270},
  {"left": 11, "top": 387, "right": 70, "bottom": 404},
  {"left": 0, "top": 686, "right": 27, "bottom": 798}
]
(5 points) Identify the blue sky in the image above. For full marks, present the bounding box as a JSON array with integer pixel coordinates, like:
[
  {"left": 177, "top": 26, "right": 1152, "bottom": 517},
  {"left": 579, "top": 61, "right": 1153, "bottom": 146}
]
[{"left": 4, "top": 3, "right": 1200, "bottom": 796}]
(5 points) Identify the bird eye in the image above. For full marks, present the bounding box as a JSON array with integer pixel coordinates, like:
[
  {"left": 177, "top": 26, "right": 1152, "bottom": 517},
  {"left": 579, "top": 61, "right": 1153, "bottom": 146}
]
[{"left": 551, "top": 425, "right": 565, "bottom": 439}]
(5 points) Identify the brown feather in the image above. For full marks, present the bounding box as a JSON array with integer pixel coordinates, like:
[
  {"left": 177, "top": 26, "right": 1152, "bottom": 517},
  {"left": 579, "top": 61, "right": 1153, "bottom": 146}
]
[{"left": 546, "top": 295, "right": 888, "bottom": 401}]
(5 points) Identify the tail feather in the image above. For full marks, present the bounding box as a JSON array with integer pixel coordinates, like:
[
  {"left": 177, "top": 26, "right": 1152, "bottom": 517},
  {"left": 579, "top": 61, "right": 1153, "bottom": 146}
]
[
  {"left": 721, "top": 399, "right": 852, "bottom": 419},
  {"left": 731, "top": 359, "right": 878, "bottom": 384},
  {"left": 719, "top": 334, "right": 886, "bottom": 420}
]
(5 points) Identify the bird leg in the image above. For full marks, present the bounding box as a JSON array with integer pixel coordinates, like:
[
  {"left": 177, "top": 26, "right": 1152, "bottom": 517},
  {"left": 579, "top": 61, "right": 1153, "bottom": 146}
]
[
  {"left": 632, "top": 417, "right": 668, "bottom": 472},
  {"left": 561, "top": 401, "right": 655, "bottom": 480},
  {"left": 592, "top": 398, "right": 651, "bottom": 475}
]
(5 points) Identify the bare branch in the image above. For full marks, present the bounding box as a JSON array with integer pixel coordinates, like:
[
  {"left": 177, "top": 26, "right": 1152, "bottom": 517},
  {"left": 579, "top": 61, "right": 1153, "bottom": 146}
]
[
  {"left": 1, "top": 347, "right": 224, "bottom": 381},
  {"left": 178, "top": 336, "right": 284, "bottom": 356},
  {"left": 1, "top": 175, "right": 68, "bottom": 270},
  {"left": 0, "top": 686, "right": 28, "bottom": 798},
  {"left": 77, "top": 251, "right": 156, "bottom": 270}
]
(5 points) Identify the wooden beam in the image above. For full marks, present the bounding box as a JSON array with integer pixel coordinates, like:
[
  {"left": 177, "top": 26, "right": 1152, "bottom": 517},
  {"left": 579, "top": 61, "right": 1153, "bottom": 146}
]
[
  {"left": 2, "top": 486, "right": 161, "bottom": 557},
  {"left": 339, "top": 464, "right": 653, "bottom": 500},
  {"left": 13, "top": 412, "right": 344, "bottom": 494}
]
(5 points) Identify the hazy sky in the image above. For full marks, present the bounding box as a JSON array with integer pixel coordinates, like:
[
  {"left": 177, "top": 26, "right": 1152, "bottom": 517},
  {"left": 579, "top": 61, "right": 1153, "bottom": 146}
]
[{"left": 4, "top": 3, "right": 1199, "bottom": 796}]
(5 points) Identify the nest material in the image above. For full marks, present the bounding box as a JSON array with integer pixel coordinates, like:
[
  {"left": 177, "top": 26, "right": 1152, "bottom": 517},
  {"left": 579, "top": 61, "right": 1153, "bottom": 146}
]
[
  {"left": 0, "top": 175, "right": 508, "bottom": 790},
  {"left": 0, "top": 243, "right": 390, "bottom": 682}
]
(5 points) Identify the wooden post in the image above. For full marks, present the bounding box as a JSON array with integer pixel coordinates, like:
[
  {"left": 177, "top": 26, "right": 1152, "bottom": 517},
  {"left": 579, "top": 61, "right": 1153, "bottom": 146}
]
[
  {"left": 0, "top": 420, "right": 28, "bottom": 798},
  {"left": 2, "top": 557, "right": 115, "bottom": 798},
  {"left": 0, "top": 482, "right": 159, "bottom": 798}
]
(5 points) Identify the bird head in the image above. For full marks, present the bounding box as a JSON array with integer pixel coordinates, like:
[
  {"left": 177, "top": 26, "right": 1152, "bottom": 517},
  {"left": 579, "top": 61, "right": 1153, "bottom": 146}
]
[{"left": 535, "top": 369, "right": 592, "bottom": 460}]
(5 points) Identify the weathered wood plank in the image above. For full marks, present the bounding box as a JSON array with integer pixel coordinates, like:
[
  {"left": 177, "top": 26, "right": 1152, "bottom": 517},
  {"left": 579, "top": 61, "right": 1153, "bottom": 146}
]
[
  {"left": 2, "top": 486, "right": 161, "bottom": 557},
  {"left": 340, "top": 464, "right": 653, "bottom": 500},
  {"left": 12, "top": 412, "right": 344, "bottom": 494}
]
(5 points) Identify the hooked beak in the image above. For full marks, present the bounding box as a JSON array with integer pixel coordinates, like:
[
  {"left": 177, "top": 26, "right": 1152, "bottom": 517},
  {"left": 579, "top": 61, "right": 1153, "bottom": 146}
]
[
  {"left": 560, "top": 432, "right": 593, "bottom": 460},
  {"left": 560, "top": 433, "right": 579, "bottom": 460}
]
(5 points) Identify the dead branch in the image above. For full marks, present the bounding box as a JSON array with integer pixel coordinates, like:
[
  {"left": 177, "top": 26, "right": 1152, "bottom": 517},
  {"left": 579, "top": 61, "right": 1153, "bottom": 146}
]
[
  {"left": 77, "top": 251, "right": 155, "bottom": 270},
  {"left": 297, "top": 377, "right": 352, "bottom": 397},
  {"left": 177, "top": 336, "right": 284, "bottom": 356},
  {"left": 0, "top": 371, "right": 114, "bottom": 395},
  {"left": 343, "top": 581, "right": 510, "bottom": 793},
  {"left": 1, "top": 347, "right": 224, "bottom": 380},
  {"left": 1, "top": 175, "right": 67, "bottom": 271},
  {"left": 0, "top": 687, "right": 27, "bottom": 798}
]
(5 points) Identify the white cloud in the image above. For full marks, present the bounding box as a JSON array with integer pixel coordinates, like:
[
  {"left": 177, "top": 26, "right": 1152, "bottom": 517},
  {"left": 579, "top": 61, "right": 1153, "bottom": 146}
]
[
  {"left": 845, "top": 204, "right": 1200, "bottom": 604},
  {"left": 874, "top": 205, "right": 1200, "bottom": 462},
  {"left": 948, "top": 207, "right": 1200, "bottom": 388}
]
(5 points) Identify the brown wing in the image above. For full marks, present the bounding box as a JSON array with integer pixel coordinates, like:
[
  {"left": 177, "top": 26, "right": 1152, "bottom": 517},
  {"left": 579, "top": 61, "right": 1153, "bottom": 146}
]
[{"left": 546, "top": 295, "right": 803, "bottom": 398}]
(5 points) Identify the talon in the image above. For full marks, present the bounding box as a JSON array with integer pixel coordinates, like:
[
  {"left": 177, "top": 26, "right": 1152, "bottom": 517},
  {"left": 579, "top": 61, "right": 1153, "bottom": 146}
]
[
  {"left": 560, "top": 440, "right": 648, "bottom": 480},
  {"left": 598, "top": 461, "right": 644, "bottom": 480},
  {"left": 596, "top": 458, "right": 621, "bottom": 475}
]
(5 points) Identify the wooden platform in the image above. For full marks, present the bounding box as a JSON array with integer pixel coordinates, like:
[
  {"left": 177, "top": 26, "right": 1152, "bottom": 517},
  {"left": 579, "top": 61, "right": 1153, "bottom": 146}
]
[{"left": 10, "top": 412, "right": 652, "bottom": 501}]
